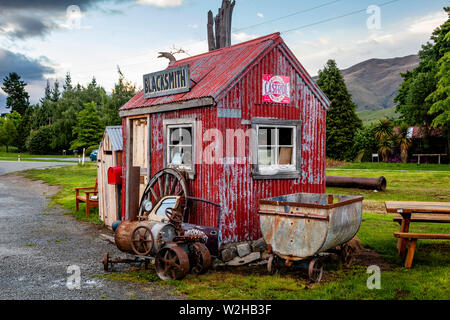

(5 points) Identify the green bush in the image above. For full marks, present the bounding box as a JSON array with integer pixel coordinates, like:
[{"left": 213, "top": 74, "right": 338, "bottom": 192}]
[
  {"left": 26, "top": 126, "right": 53, "bottom": 154},
  {"left": 352, "top": 124, "right": 378, "bottom": 162}
]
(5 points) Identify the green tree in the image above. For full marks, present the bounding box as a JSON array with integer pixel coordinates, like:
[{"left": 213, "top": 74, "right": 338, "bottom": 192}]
[
  {"left": 40, "top": 80, "right": 52, "bottom": 103},
  {"left": 352, "top": 123, "right": 378, "bottom": 161},
  {"left": 51, "top": 80, "right": 60, "bottom": 102},
  {"left": 426, "top": 34, "right": 450, "bottom": 152},
  {"left": 0, "top": 116, "right": 18, "bottom": 152},
  {"left": 16, "top": 106, "right": 33, "bottom": 152},
  {"left": 316, "top": 59, "right": 362, "bottom": 161},
  {"left": 63, "top": 73, "right": 73, "bottom": 92},
  {"left": 373, "top": 118, "right": 395, "bottom": 162},
  {"left": 101, "top": 66, "right": 136, "bottom": 126},
  {"left": 395, "top": 123, "right": 413, "bottom": 163},
  {"left": 395, "top": 7, "right": 449, "bottom": 139},
  {"left": 70, "top": 102, "right": 104, "bottom": 151},
  {"left": 26, "top": 126, "right": 53, "bottom": 154},
  {"left": 1, "top": 72, "right": 30, "bottom": 116}
]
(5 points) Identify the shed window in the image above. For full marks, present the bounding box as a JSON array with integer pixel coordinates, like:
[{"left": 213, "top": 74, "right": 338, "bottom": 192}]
[
  {"left": 251, "top": 119, "right": 301, "bottom": 180},
  {"left": 168, "top": 125, "right": 193, "bottom": 168},
  {"left": 257, "top": 126, "right": 295, "bottom": 169}
]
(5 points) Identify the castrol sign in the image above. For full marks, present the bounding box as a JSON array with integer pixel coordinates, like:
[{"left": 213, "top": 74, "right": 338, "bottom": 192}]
[{"left": 262, "top": 74, "right": 290, "bottom": 104}]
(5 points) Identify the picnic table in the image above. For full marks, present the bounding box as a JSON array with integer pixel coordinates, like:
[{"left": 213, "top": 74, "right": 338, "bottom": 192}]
[
  {"left": 385, "top": 201, "right": 450, "bottom": 268},
  {"left": 412, "top": 153, "right": 446, "bottom": 164}
]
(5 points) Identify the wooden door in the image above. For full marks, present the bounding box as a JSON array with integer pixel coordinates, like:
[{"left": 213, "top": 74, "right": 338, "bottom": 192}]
[{"left": 131, "top": 118, "right": 149, "bottom": 200}]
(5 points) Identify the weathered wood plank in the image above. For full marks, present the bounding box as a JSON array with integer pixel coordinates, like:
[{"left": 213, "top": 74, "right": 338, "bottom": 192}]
[{"left": 385, "top": 201, "right": 450, "bottom": 214}]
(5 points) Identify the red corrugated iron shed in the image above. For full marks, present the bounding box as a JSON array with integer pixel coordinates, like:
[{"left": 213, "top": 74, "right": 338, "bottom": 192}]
[{"left": 120, "top": 33, "right": 331, "bottom": 244}]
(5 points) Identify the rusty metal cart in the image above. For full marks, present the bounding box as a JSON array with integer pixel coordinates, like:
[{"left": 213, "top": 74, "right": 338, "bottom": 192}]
[{"left": 258, "top": 193, "right": 363, "bottom": 282}]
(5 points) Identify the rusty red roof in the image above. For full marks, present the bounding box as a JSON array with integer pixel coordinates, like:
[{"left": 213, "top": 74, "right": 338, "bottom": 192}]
[{"left": 120, "top": 33, "right": 330, "bottom": 111}]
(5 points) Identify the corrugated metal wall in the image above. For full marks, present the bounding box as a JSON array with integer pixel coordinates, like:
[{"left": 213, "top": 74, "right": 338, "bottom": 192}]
[
  {"left": 123, "top": 43, "right": 326, "bottom": 243},
  {"left": 214, "top": 44, "right": 326, "bottom": 243}
]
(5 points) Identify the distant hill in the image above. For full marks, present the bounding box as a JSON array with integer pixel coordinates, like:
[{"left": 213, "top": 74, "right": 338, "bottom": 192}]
[
  {"left": 357, "top": 106, "right": 399, "bottom": 124},
  {"left": 313, "top": 54, "right": 420, "bottom": 112}
]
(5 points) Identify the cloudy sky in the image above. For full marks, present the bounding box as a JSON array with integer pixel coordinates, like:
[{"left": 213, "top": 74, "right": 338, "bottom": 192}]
[{"left": 0, "top": 0, "right": 448, "bottom": 113}]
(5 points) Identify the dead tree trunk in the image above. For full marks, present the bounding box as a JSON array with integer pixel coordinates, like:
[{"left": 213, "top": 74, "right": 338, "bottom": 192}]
[{"left": 207, "top": 0, "right": 236, "bottom": 51}]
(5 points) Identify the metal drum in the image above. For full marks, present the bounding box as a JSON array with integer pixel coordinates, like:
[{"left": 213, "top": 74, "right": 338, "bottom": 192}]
[
  {"left": 258, "top": 193, "right": 363, "bottom": 259},
  {"left": 114, "top": 220, "right": 177, "bottom": 255}
]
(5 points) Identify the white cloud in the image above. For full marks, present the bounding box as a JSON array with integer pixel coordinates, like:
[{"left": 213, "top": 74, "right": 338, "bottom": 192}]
[
  {"left": 257, "top": 12, "right": 264, "bottom": 19},
  {"left": 188, "top": 24, "right": 198, "bottom": 29},
  {"left": 408, "top": 11, "right": 447, "bottom": 34},
  {"left": 232, "top": 32, "right": 259, "bottom": 43},
  {"left": 136, "top": 0, "right": 183, "bottom": 8},
  {"left": 288, "top": 10, "right": 448, "bottom": 75}
]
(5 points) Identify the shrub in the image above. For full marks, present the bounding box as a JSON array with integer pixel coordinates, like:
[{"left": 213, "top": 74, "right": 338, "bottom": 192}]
[{"left": 27, "top": 126, "right": 53, "bottom": 154}]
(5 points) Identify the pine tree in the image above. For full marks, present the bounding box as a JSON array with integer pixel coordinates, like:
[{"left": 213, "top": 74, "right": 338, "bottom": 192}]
[
  {"left": 317, "top": 59, "right": 362, "bottom": 161},
  {"left": 40, "top": 80, "right": 52, "bottom": 103},
  {"left": 51, "top": 80, "right": 60, "bottom": 102},
  {"left": 1, "top": 72, "right": 30, "bottom": 116},
  {"left": 63, "top": 72, "right": 73, "bottom": 92}
]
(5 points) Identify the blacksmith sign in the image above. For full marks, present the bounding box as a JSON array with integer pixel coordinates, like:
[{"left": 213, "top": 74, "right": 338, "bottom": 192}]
[{"left": 143, "top": 65, "right": 190, "bottom": 99}]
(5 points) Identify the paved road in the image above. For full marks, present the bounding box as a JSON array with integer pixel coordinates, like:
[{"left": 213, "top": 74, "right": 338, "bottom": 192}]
[
  {"left": 0, "top": 160, "right": 77, "bottom": 176},
  {"left": 0, "top": 162, "right": 182, "bottom": 300}
]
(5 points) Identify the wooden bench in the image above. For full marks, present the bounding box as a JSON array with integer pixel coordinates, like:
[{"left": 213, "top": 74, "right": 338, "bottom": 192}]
[
  {"left": 394, "top": 232, "right": 450, "bottom": 268},
  {"left": 393, "top": 215, "right": 450, "bottom": 225},
  {"left": 75, "top": 179, "right": 99, "bottom": 217}
]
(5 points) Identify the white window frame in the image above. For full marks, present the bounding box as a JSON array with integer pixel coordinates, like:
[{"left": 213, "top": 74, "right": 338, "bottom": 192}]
[
  {"left": 163, "top": 118, "right": 196, "bottom": 178},
  {"left": 257, "top": 125, "right": 296, "bottom": 174},
  {"left": 251, "top": 118, "right": 302, "bottom": 180}
]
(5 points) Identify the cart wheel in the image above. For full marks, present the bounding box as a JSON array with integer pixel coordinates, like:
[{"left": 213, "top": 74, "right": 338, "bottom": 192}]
[
  {"left": 131, "top": 225, "right": 155, "bottom": 256},
  {"left": 340, "top": 244, "right": 355, "bottom": 267},
  {"left": 308, "top": 258, "right": 323, "bottom": 283},
  {"left": 267, "top": 254, "right": 279, "bottom": 275},
  {"left": 155, "top": 246, "right": 190, "bottom": 281},
  {"left": 102, "top": 252, "right": 110, "bottom": 272},
  {"left": 190, "top": 243, "right": 211, "bottom": 275}
]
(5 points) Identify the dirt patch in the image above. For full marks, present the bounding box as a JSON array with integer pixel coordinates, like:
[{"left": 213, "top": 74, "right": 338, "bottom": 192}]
[
  {"left": 363, "top": 200, "right": 387, "bottom": 214},
  {"left": 326, "top": 159, "right": 348, "bottom": 168},
  {"left": 351, "top": 247, "right": 391, "bottom": 272},
  {"left": 5, "top": 174, "right": 61, "bottom": 197}
]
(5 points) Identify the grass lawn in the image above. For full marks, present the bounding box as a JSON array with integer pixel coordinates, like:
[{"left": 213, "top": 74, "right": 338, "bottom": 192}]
[
  {"left": 326, "top": 168, "right": 450, "bottom": 203},
  {"left": 21, "top": 164, "right": 102, "bottom": 225},
  {"left": 332, "top": 162, "right": 450, "bottom": 172},
  {"left": 19, "top": 162, "right": 450, "bottom": 299}
]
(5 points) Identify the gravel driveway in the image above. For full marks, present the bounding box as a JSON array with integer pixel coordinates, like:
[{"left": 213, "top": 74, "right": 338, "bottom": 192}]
[{"left": 0, "top": 162, "right": 183, "bottom": 300}]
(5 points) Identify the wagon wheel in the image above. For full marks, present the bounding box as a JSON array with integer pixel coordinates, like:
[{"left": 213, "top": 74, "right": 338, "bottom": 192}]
[
  {"left": 155, "top": 246, "right": 190, "bottom": 281},
  {"left": 267, "top": 254, "right": 280, "bottom": 275},
  {"left": 308, "top": 258, "right": 323, "bottom": 283},
  {"left": 190, "top": 243, "right": 211, "bottom": 275},
  {"left": 139, "top": 168, "right": 189, "bottom": 217},
  {"left": 130, "top": 225, "right": 155, "bottom": 256},
  {"left": 340, "top": 243, "right": 355, "bottom": 267}
]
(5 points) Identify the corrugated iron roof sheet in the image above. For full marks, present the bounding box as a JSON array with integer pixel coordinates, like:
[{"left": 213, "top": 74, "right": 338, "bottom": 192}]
[
  {"left": 120, "top": 32, "right": 330, "bottom": 111},
  {"left": 105, "top": 126, "right": 123, "bottom": 151}
]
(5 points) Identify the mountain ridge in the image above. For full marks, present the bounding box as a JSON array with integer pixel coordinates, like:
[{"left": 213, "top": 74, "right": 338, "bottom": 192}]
[{"left": 313, "top": 54, "right": 420, "bottom": 112}]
